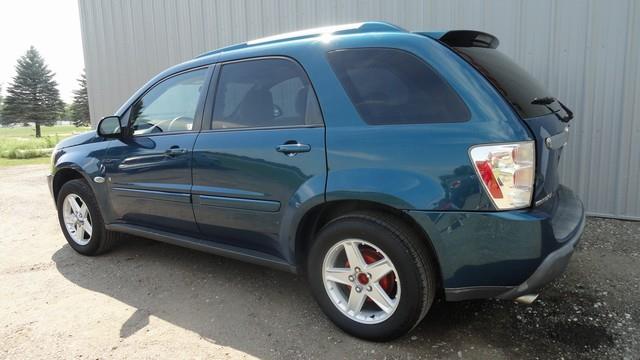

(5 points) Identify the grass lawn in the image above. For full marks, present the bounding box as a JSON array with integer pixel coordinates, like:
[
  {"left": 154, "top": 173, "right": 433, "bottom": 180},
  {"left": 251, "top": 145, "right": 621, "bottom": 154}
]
[
  {"left": 0, "top": 157, "right": 51, "bottom": 167},
  {"left": 0, "top": 125, "right": 91, "bottom": 167},
  {"left": 0, "top": 125, "right": 91, "bottom": 139}
]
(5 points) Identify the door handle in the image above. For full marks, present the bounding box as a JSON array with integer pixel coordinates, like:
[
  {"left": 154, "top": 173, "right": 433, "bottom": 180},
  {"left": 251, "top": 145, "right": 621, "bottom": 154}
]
[
  {"left": 276, "top": 142, "right": 311, "bottom": 156},
  {"left": 165, "top": 147, "right": 188, "bottom": 156}
]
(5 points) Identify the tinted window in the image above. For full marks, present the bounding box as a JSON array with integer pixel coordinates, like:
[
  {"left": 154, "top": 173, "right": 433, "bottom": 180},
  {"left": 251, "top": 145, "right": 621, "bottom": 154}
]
[
  {"left": 212, "top": 59, "right": 323, "bottom": 129},
  {"left": 453, "top": 47, "right": 560, "bottom": 118},
  {"left": 326, "top": 48, "right": 469, "bottom": 125},
  {"left": 130, "top": 69, "right": 207, "bottom": 135}
]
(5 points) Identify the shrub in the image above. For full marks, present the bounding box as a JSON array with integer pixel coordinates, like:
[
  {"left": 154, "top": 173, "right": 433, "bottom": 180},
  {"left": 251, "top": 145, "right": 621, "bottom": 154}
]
[{"left": 0, "top": 138, "right": 51, "bottom": 159}]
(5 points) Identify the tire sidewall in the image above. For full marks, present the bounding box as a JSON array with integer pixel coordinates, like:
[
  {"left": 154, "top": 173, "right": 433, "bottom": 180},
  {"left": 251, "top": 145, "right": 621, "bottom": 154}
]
[
  {"left": 56, "top": 179, "right": 104, "bottom": 254},
  {"left": 307, "top": 216, "right": 427, "bottom": 341}
]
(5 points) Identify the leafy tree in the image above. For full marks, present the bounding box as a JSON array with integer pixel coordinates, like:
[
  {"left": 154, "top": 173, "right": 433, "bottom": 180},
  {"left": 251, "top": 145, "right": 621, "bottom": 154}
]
[
  {"left": 70, "top": 71, "right": 91, "bottom": 127},
  {"left": 1, "top": 46, "right": 64, "bottom": 137}
]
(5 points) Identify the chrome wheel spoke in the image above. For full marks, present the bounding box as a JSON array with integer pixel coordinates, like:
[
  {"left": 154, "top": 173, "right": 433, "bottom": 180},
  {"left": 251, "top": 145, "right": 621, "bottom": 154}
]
[
  {"left": 80, "top": 204, "right": 89, "bottom": 218},
  {"left": 75, "top": 223, "right": 85, "bottom": 240},
  {"left": 82, "top": 220, "right": 93, "bottom": 236},
  {"left": 347, "top": 287, "right": 366, "bottom": 314},
  {"left": 325, "top": 267, "right": 352, "bottom": 285},
  {"left": 67, "top": 196, "right": 81, "bottom": 215},
  {"left": 367, "top": 283, "right": 396, "bottom": 314},
  {"left": 343, "top": 241, "right": 366, "bottom": 269},
  {"left": 366, "top": 258, "right": 394, "bottom": 283}
]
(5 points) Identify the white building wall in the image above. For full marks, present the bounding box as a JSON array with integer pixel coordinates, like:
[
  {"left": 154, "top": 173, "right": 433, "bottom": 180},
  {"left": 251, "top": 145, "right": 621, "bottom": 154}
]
[{"left": 78, "top": 0, "right": 640, "bottom": 219}]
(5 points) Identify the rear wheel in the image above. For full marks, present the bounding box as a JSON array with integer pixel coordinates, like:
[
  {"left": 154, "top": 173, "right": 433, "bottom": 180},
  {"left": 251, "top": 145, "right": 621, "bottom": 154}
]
[
  {"left": 307, "top": 211, "right": 437, "bottom": 341},
  {"left": 56, "top": 179, "right": 118, "bottom": 255}
]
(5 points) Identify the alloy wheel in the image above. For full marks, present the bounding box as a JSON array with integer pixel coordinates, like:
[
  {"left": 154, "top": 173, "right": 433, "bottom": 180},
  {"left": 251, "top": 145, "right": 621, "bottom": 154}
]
[
  {"left": 62, "top": 193, "right": 93, "bottom": 246},
  {"left": 322, "top": 239, "right": 400, "bottom": 324}
]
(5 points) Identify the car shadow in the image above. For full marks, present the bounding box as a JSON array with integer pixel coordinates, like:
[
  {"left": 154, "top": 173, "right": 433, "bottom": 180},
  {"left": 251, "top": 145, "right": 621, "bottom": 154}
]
[{"left": 52, "top": 237, "right": 613, "bottom": 359}]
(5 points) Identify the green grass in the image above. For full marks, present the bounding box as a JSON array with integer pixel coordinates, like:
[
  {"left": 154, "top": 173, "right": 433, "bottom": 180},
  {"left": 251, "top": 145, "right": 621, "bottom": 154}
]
[
  {"left": 0, "top": 125, "right": 91, "bottom": 166},
  {"left": 0, "top": 125, "right": 91, "bottom": 139},
  {"left": 0, "top": 157, "right": 51, "bottom": 167}
]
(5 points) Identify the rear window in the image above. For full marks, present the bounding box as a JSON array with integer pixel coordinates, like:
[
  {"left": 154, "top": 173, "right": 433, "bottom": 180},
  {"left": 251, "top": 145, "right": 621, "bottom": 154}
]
[
  {"left": 453, "top": 46, "right": 560, "bottom": 118},
  {"left": 326, "top": 48, "right": 470, "bottom": 125}
]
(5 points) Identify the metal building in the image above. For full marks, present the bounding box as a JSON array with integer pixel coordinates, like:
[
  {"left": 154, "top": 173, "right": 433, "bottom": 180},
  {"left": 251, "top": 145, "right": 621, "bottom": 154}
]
[{"left": 78, "top": 0, "right": 640, "bottom": 220}]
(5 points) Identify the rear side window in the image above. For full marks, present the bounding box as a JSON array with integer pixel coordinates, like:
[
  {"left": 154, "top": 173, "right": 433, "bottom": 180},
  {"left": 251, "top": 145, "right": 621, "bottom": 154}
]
[
  {"left": 326, "top": 48, "right": 469, "bottom": 125},
  {"left": 212, "top": 58, "right": 323, "bottom": 129},
  {"left": 453, "top": 47, "right": 560, "bottom": 118}
]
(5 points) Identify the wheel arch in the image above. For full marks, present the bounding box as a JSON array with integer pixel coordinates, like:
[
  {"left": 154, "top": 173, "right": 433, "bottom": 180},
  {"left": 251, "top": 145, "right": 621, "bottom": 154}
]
[
  {"left": 293, "top": 199, "right": 444, "bottom": 290},
  {"left": 52, "top": 167, "right": 90, "bottom": 202}
]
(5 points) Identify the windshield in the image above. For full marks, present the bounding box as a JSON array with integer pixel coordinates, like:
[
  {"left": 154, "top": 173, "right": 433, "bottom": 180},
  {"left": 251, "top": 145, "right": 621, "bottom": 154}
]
[{"left": 453, "top": 46, "right": 561, "bottom": 119}]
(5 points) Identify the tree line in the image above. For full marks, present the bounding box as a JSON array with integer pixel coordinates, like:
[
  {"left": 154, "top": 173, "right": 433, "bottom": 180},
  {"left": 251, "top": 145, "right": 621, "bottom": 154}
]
[{"left": 1, "top": 46, "right": 90, "bottom": 137}]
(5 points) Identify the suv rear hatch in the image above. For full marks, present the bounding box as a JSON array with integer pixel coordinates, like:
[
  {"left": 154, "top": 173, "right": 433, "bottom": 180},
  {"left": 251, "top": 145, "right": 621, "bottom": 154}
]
[{"left": 421, "top": 30, "right": 574, "bottom": 206}]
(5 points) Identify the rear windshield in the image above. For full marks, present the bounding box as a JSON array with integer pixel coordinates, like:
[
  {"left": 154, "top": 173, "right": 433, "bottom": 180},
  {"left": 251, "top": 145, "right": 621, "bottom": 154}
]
[
  {"left": 326, "top": 48, "right": 470, "bottom": 125},
  {"left": 453, "top": 47, "right": 560, "bottom": 118}
]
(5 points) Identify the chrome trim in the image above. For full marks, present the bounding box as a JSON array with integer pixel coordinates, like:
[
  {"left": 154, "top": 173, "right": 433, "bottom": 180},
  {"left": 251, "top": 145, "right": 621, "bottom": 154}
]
[
  {"left": 514, "top": 294, "right": 539, "bottom": 304},
  {"left": 199, "top": 124, "right": 322, "bottom": 134},
  {"left": 535, "top": 192, "right": 553, "bottom": 207}
]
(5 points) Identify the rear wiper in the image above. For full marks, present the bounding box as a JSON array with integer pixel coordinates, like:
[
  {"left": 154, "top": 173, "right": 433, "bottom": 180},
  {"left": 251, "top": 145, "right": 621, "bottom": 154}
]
[
  {"left": 557, "top": 100, "right": 574, "bottom": 121},
  {"left": 531, "top": 96, "right": 556, "bottom": 105},
  {"left": 531, "top": 97, "right": 574, "bottom": 122}
]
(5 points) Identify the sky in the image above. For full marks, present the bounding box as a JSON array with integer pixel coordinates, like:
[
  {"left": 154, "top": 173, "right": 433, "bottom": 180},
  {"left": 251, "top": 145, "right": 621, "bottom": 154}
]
[{"left": 0, "top": 0, "right": 84, "bottom": 103}]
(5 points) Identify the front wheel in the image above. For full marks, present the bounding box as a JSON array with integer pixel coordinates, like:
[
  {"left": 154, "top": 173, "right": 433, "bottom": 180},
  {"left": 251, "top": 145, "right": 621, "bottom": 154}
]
[
  {"left": 307, "top": 212, "right": 437, "bottom": 341},
  {"left": 56, "top": 179, "right": 118, "bottom": 255}
]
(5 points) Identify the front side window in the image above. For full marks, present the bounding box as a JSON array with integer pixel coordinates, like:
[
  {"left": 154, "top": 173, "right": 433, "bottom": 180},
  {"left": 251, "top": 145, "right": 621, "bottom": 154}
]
[
  {"left": 212, "top": 58, "right": 323, "bottom": 129},
  {"left": 130, "top": 68, "right": 207, "bottom": 135},
  {"left": 326, "top": 48, "right": 470, "bottom": 125}
]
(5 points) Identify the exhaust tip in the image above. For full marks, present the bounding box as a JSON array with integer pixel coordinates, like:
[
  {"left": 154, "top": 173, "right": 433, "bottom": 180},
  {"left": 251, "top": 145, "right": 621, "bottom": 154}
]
[{"left": 514, "top": 294, "right": 539, "bottom": 304}]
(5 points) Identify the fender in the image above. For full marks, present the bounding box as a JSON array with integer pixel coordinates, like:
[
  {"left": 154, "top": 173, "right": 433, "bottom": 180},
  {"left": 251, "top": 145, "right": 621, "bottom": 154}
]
[
  {"left": 279, "top": 174, "right": 326, "bottom": 264},
  {"left": 325, "top": 168, "right": 443, "bottom": 210},
  {"left": 51, "top": 140, "right": 112, "bottom": 221}
]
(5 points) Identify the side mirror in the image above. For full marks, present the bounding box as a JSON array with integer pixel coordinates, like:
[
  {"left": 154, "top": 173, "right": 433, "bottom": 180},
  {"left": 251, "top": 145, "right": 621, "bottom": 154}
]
[{"left": 97, "top": 116, "right": 122, "bottom": 138}]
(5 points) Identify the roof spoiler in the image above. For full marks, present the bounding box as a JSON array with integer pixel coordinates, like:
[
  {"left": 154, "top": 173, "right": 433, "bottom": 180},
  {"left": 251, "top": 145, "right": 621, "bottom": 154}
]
[{"left": 415, "top": 30, "right": 499, "bottom": 49}]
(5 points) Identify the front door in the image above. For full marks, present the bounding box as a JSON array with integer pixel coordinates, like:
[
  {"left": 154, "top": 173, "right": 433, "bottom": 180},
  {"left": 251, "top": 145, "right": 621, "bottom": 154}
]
[
  {"left": 105, "top": 67, "right": 209, "bottom": 235},
  {"left": 192, "top": 58, "right": 326, "bottom": 259}
]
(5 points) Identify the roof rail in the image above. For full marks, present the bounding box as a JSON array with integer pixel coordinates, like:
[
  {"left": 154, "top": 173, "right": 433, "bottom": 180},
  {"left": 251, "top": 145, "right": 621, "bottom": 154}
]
[
  {"left": 416, "top": 30, "right": 500, "bottom": 49},
  {"left": 196, "top": 21, "right": 406, "bottom": 59}
]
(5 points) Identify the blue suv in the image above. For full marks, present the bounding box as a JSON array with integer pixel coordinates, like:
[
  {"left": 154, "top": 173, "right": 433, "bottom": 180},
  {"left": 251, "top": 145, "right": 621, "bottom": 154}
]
[{"left": 49, "top": 22, "right": 585, "bottom": 340}]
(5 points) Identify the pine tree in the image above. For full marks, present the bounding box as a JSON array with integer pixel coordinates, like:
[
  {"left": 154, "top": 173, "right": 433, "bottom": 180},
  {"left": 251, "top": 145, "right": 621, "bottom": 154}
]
[
  {"left": 70, "top": 71, "right": 91, "bottom": 127},
  {"left": 1, "top": 46, "right": 64, "bottom": 137}
]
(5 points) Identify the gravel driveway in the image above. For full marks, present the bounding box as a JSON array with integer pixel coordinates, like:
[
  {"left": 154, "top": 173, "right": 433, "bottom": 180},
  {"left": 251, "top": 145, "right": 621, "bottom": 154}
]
[{"left": 1, "top": 164, "right": 638, "bottom": 359}]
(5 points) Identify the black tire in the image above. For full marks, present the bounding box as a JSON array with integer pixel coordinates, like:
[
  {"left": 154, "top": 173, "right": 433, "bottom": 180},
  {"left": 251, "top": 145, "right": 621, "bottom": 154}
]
[
  {"left": 56, "top": 179, "right": 119, "bottom": 255},
  {"left": 307, "top": 211, "right": 437, "bottom": 341}
]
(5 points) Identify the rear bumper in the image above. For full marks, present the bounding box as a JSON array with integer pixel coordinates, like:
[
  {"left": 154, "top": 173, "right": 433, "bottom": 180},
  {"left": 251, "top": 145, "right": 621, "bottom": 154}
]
[
  {"left": 496, "top": 210, "right": 584, "bottom": 299},
  {"left": 407, "top": 185, "right": 585, "bottom": 301}
]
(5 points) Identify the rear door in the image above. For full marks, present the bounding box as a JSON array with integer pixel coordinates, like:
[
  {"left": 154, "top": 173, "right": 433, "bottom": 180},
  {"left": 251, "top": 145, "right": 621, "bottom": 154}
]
[
  {"left": 105, "top": 67, "right": 210, "bottom": 235},
  {"left": 191, "top": 57, "right": 326, "bottom": 258},
  {"left": 450, "top": 45, "right": 573, "bottom": 203}
]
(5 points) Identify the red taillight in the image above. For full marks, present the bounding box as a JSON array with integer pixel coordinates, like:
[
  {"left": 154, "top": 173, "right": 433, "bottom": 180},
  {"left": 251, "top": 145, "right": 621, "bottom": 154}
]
[
  {"left": 470, "top": 142, "right": 535, "bottom": 210},
  {"left": 475, "top": 160, "right": 503, "bottom": 199}
]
